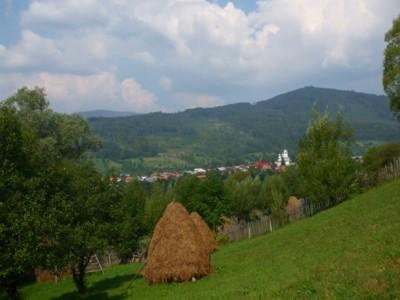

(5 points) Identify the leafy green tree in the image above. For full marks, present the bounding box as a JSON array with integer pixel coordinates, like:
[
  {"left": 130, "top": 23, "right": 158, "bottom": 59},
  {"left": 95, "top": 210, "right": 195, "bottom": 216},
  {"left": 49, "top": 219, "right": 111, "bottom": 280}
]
[
  {"left": 113, "top": 181, "right": 146, "bottom": 262},
  {"left": 0, "top": 92, "right": 77, "bottom": 298},
  {"left": 297, "top": 108, "right": 356, "bottom": 205},
  {"left": 195, "top": 171, "right": 227, "bottom": 228},
  {"left": 2, "top": 87, "right": 100, "bottom": 159},
  {"left": 225, "top": 173, "right": 262, "bottom": 222},
  {"left": 175, "top": 172, "right": 227, "bottom": 229},
  {"left": 0, "top": 87, "right": 123, "bottom": 296},
  {"left": 383, "top": 15, "right": 400, "bottom": 114},
  {"left": 260, "top": 175, "right": 289, "bottom": 216},
  {"left": 0, "top": 106, "right": 37, "bottom": 300},
  {"left": 280, "top": 166, "right": 305, "bottom": 198},
  {"left": 44, "top": 162, "right": 122, "bottom": 294},
  {"left": 363, "top": 142, "right": 400, "bottom": 183},
  {"left": 143, "top": 182, "right": 172, "bottom": 233},
  {"left": 174, "top": 175, "right": 199, "bottom": 205}
]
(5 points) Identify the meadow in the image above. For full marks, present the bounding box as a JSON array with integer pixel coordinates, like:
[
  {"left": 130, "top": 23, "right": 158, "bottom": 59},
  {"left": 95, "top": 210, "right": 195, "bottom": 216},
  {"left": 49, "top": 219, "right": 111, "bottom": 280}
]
[{"left": 4, "top": 179, "right": 399, "bottom": 300}]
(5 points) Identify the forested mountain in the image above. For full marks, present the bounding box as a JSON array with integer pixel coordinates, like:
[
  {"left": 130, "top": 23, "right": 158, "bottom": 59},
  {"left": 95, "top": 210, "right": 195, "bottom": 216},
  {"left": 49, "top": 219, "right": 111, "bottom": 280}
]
[
  {"left": 79, "top": 110, "right": 136, "bottom": 118},
  {"left": 89, "top": 87, "right": 400, "bottom": 175}
]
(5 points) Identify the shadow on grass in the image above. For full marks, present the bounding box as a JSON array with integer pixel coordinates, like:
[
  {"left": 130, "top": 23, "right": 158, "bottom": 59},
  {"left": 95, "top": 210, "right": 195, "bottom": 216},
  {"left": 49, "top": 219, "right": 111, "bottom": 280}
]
[{"left": 52, "top": 273, "right": 143, "bottom": 300}]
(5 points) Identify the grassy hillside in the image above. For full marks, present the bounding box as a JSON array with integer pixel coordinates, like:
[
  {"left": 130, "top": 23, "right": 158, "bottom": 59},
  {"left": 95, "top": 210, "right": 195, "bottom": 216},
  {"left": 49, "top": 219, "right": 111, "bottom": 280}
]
[
  {"left": 9, "top": 180, "right": 400, "bottom": 299},
  {"left": 89, "top": 87, "right": 400, "bottom": 174}
]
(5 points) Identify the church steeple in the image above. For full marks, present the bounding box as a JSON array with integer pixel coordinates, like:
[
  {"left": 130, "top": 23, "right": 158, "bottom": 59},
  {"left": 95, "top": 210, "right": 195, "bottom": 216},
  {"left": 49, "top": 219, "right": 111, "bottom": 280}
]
[
  {"left": 282, "top": 149, "right": 291, "bottom": 165},
  {"left": 275, "top": 153, "right": 283, "bottom": 167},
  {"left": 275, "top": 149, "right": 291, "bottom": 168}
]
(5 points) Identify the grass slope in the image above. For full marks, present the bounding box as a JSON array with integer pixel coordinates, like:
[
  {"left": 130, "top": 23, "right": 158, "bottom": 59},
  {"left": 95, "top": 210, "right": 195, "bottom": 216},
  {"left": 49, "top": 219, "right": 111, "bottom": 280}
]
[{"left": 6, "top": 180, "right": 400, "bottom": 299}]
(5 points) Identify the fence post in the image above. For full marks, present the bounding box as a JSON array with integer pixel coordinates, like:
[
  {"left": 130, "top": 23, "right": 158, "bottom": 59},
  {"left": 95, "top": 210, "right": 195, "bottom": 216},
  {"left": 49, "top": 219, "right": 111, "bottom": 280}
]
[
  {"left": 247, "top": 222, "right": 252, "bottom": 239},
  {"left": 268, "top": 216, "right": 273, "bottom": 232}
]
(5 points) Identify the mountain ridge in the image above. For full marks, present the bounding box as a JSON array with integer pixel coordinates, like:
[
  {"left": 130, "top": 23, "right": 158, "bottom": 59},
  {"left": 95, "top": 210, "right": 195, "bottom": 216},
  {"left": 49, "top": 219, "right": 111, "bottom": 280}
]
[
  {"left": 78, "top": 110, "right": 136, "bottom": 119},
  {"left": 88, "top": 87, "right": 400, "bottom": 175}
]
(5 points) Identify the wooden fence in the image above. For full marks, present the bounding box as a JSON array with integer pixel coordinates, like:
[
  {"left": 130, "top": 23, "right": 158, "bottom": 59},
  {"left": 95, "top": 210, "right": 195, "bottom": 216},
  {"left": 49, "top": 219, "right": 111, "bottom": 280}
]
[
  {"left": 223, "top": 198, "right": 329, "bottom": 242},
  {"left": 224, "top": 158, "right": 400, "bottom": 242},
  {"left": 86, "top": 249, "right": 145, "bottom": 273},
  {"left": 86, "top": 251, "right": 121, "bottom": 273},
  {"left": 377, "top": 158, "right": 400, "bottom": 183}
]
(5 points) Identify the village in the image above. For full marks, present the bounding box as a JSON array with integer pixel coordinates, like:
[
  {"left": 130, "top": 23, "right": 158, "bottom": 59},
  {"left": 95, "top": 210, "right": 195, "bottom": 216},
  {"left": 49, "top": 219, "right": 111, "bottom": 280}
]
[{"left": 111, "top": 149, "right": 293, "bottom": 183}]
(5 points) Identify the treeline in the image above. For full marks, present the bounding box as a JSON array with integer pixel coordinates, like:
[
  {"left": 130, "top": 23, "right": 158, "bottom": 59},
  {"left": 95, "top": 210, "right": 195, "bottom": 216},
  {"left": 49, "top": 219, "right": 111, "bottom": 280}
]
[{"left": 1, "top": 88, "right": 400, "bottom": 299}]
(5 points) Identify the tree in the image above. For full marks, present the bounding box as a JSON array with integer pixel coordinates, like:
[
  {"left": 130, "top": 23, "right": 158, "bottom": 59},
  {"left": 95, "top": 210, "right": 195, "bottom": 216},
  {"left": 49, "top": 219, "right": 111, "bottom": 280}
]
[
  {"left": 363, "top": 142, "right": 400, "bottom": 184},
  {"left": 225, "top": 173, "right": 262, "bottom": 222},
  {"left": 297, "top": 108, "right": 356, "bottom": 205},
  {"left": 143, "top": 182, "right": 172, "bottom": 233},
  {"left": 0, "top": 87, "right": 121, "bottom": 297},
  {"left": 175, "top": 172, "right": 228, "bottom": 229},
  {"left": 280, "top": 165, "right": 305, "bottom": 198},
  {"left": 2, "top": 87, "right": 100, "bottom": 159},
  {"left": 383, "top": 15, "right": 400, "bottom": 114},
  {"left": 0, "top": 106, "right": 37, "bottom": 300},
  {"left": 113, "top": 181, "right": 146, "bottom": 263},
  {"left": 44, "top": 162, "right": 123, "bottom": 294},
  {"left": 194, "top": 171, "right": 228, "bottom": 229},
  {"left": 260, "top": 175, "right": 289, "bottom": 216}
]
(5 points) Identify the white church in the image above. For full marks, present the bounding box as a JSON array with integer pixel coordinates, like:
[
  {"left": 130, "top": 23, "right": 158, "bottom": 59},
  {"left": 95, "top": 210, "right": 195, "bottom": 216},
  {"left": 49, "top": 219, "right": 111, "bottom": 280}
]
[{"left": 275, "top": 149, "right": 292, "bottom": 167}]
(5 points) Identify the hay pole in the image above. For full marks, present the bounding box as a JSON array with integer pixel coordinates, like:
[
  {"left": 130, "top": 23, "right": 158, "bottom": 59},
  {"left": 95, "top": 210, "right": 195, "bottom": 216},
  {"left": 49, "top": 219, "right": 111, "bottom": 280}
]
[
  {"left": 125, "top": 248, "right": 148, "bottom": 296},
  {"left": 94, "top": 254, "right": 104, "bottom": 275}
]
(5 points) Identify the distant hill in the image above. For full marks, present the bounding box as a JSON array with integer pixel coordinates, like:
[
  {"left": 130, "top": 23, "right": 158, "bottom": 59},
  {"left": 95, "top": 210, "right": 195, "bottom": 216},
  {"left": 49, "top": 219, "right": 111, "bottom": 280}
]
[
  {"left": 89, "top": 87, "right": 400, "bottom": 175},
  {"left": 79, "top": 110, "right": 136, "bottom": 119}
]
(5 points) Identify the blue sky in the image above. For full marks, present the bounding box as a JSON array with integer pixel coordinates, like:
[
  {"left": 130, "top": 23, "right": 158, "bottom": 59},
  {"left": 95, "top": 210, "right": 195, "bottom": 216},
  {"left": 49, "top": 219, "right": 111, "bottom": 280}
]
[
  {"left": 211, "top": 0, "right": 257, "bottom": 12},
  {"left": 0, "top": 0, "right": 399, "bottom": 113}
]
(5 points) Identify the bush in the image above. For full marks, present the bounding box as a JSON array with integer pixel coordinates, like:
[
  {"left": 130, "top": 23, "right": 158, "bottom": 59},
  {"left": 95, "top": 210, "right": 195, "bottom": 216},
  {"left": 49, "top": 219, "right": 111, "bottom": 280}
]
[
  {"left": 363, "top": 142, "right": 400, "bottom": 184},
  {"left": 297, "top": 108, "right": 356, "bottom": 205}
]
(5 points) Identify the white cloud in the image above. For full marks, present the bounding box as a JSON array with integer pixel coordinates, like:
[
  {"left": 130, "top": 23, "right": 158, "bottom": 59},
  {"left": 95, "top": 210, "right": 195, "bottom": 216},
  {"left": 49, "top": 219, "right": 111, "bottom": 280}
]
[
  {"left": 128, "top": 51, "right": 156, "bottom": 65},
  {"left": 0, "top": 0, "right": 398, "bottom": 112},
  {"left": 0, "top": 30, "right": 60, "bottom": 69},
  {"left": 0, "top": 71, "right": 159, "bottom": 113},
  {"left": 121, "top": 78, "right": 158, "bottom": 112},
  {"left": 173, "top": 92, "right": 224, "bottom": 110},
  {"left": 21, "top": 0, "right": 109, "bottom": 29},
  {"left": 0, "top": 29, "right": 116, "bottom": 73},
  {"left": 160, "top": 76, "right": 173, "bottom": 91}
]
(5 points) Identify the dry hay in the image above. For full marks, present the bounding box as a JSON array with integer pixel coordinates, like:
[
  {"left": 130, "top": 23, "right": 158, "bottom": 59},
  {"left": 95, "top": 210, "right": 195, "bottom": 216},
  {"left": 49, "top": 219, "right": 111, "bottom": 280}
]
[
  {"left": 286, "top": 196, "right": 303, "bottom": 221},
  {"left": 35, "top": 268, "right": 68, "bottom": 283},
  {"left": 143, "top": 202, "right": 211, "bottom": 284},
  {"left": 35, "top": 269, "right": 55, "bottom": 283},
  {"left": 190, "top": 212, "right": 217, "bottom": 253}
]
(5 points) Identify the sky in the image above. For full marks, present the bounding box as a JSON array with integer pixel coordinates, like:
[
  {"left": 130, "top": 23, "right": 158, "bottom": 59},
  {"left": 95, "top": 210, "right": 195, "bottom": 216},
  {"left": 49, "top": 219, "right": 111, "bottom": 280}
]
[{"left": 0, "top": 0, "right": 399, "bottom": 113}]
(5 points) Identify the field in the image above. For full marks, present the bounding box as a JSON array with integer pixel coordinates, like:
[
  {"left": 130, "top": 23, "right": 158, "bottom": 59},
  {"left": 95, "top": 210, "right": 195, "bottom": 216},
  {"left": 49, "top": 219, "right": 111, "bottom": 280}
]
[{"left": 4, "top": 180, "right": 400, "bottom": 299}]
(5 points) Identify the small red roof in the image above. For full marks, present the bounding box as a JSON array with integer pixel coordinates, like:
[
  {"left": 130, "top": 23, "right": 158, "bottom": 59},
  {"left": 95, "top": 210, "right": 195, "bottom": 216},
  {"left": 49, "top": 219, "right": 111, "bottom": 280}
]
[{"left": 255, "top": 161, "right": 271, "bottom": 168}]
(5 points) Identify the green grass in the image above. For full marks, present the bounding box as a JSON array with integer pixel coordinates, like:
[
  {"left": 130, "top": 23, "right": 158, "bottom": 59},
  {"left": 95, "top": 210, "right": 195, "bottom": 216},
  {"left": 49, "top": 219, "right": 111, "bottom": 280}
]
[{"left": 4, "top": 180, "right": 400, "bottom": 299}]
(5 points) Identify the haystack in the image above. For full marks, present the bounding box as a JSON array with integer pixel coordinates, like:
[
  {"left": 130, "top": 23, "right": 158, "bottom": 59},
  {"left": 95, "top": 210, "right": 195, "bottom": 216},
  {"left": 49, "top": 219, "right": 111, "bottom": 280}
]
[
  {"left": 35, "top": 268, "right": 68, "bottom": 283},
  {"left": 143, "top": 202, "right": 211, "bottom": 284},
  {"left": 286, "top": 196, "right": 303, "bottom": 221},
  {"left": 35, "top": 269, "right": 55, "bottom": 283},
  {"left": 190, "top": 212, "right": 217, "bottom": 254}
]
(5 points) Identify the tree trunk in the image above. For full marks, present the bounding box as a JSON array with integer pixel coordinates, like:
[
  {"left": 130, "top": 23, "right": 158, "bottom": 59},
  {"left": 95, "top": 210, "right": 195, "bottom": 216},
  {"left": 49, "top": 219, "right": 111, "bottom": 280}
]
[
  {"left": 5, "top": 281, "right": 19, "bottom": 300},
  {"left": 71, "top": 257, "right": 89, "bottom": 294}
]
